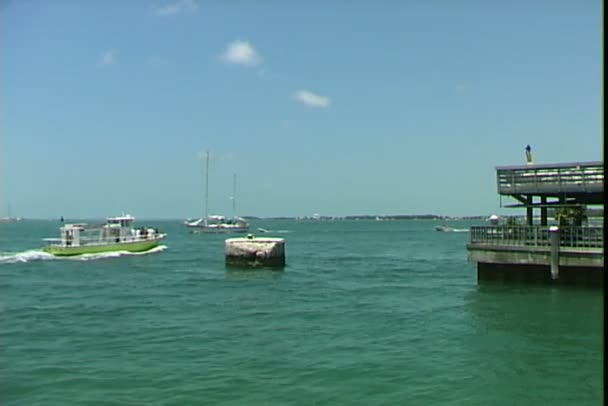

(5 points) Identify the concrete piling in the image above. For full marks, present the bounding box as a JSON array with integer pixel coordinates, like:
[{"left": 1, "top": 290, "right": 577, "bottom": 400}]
[{"left": 225, "top": 234, "right": 285, "bottom": 268}]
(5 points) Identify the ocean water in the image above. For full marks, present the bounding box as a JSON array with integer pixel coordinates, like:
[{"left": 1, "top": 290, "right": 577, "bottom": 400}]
[{"left": 1, "top": 219, "right": 603, "bottom": 405}]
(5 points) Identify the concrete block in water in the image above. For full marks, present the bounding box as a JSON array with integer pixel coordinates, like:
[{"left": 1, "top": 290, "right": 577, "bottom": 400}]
[{"left": 225, "top": 235, "right": 285, "bottom": 268}]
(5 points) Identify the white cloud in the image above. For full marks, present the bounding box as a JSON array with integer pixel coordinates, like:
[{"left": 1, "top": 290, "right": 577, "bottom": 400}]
[
  {"left": 293, "top": 90, "right": 331, "bottom": 108},
  {"left": 97, "top": 49, "right": 116, "bottom": 66},
  {"left": 221, "top": 40, "right": 261, "bottom": 67},
  {"left": 153, "top": 0, "right": 198, "bottom": 17}
]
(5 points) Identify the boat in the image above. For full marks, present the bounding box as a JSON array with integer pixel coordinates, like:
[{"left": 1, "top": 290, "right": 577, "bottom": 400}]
[
  {"left": 435, "top": 225, "right": 470, "bottom": 233},
  {"left": 0, "top": 204, "right": 24, "bottom": 223},
  {"left": 186, "top": 214, "right": 249, "bottom": 233},
  {"left": 0, "top": 216, "right": 24, "bottom": 223},
  {"left": 435, "top": 225, "right": 455, "bottom": 232},
  {"left": 42, "top": 214, "right": 165, "bottom": 256},
  {"left": 184, "top": 151, "right": 249, "bottom": 233}
]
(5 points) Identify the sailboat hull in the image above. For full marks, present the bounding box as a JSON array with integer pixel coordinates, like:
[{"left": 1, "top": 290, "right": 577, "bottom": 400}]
[{"left": 186, "top": 223, "right": 249, "bottom": 233}]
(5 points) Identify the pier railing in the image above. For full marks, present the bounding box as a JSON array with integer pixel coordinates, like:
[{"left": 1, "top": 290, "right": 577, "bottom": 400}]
[{"left": 470, "top": 226, "right": 604, "bottom": 249}]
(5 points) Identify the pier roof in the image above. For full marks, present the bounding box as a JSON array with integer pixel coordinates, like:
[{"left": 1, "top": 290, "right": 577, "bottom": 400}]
[{"left": 496, "top": 161, "right": 603, "bottom": 204}]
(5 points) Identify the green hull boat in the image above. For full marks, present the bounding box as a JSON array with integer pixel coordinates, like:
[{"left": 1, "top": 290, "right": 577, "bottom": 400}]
[
  {"left": 42, "top": 237, "right": 162, "bottom": 256},
  {"left": 42, "top": 214, "right": 166, "bottom": 257}
]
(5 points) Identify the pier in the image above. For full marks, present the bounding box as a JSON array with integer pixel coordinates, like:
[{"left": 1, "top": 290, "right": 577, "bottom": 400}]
[{"left": 467, "top": 161, "right": 604, "bottom": 287}]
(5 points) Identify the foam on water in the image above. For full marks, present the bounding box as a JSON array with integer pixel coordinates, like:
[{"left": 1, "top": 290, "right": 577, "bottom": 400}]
[
  {"left": 0, "top": 245, "right": 167, "bottom": 264},
  {"left": 71, "top": 245, "right": 168, "bottom": 261},
  {"left": 0, "top": 250, "right": 56, "bottom": 264}
]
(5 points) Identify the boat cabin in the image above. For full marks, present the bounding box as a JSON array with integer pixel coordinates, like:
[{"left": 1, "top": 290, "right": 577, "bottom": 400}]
[
  {"left": 104, "top": 215, "right": 138, "bottom": 242},
  {"left": 60, "top": 223, "right": 86, "bottom": 246},
  {"left": 106, "top": 215, "right": 135, "bottom": 227}
]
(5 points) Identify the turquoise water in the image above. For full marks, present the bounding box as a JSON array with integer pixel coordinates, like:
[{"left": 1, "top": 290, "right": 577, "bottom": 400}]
[{"left": 1, "top": 220, "right": 603, "bottom": 405}]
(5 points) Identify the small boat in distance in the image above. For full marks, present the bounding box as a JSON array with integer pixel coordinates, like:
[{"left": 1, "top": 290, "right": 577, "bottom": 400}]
[
  {"left": 435, "top": 225, "right": 455, "bottom": 232},
  {"left": 185, "top": 214, "right": 249, "bottom": 233},
  {"left": 0, "top": 216, "right": 24, "bottom": 223},
  {"left": 185, "top": 151, "right": 249, "bottom": 234},
  {"left": 0, "top": 203, "right": 24, "bottom": 223},
  {"left": 42, "top": 214, "right": 165, "bottom": 256},
  {"left": 435, "top": 225, "right": 470, "bottom": 233}
]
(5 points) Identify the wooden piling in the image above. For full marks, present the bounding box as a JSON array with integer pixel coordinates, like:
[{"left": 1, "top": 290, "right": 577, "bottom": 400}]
[{"left": 549, "top": 226, "right": 560, "bottom": 280}]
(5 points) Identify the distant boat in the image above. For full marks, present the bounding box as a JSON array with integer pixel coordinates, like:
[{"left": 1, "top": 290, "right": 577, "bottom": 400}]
[
  {"left": 0, "top": 203, "right": 24, "bottom": 223},
  {"left": 184, "top": 151, "right": 249, "bottom": 233},
  {"left": 0, "top": 216, "right": 24, "bottom": 223},
  {"left": 435, "top": 225, "right": 455, "bottom": 232},
  {"left": 257, "top": 227, "right": 270, "bottom": 233},
  {"left": 435, "top": 225, "right": 470, "bottom": 233},
  {"left": 42, "top": 214, "right": 166, "bottom": 256},
  {"left": 186, "top": 214, "right": 249, "bottom": 233}
]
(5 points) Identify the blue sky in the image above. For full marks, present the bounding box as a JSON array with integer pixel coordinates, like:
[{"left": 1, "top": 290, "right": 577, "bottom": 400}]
[{"left": 1, "top": 0, "right": 603, "bottom": 219}]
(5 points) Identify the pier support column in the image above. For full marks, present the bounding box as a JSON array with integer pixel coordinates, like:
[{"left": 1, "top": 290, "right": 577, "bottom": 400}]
[
  {"left": 550, "top": 226, "right": 560, "bottom": 280},
  {"left": 540, "top": 196, "right": 548, "bottom": 226},
  {"left": 526, "top": 196, "right": 534, "bottom": 226}
]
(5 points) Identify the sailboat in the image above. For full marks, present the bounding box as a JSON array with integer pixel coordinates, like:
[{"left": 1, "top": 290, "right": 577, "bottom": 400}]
[
  {"left": 0, "top": 203, "right": 24, "bottom": 223},
  {"left": 184, "top": 151, "right": 249, "bottom": 233}
]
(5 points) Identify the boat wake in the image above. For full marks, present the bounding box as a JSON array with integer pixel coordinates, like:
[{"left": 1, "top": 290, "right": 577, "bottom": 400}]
[
  {"left": 0, "top": 245, "right": 168, "bottom": 264},
  {"left": 68, "top": 245, "right": 168, "bottom": 261},
  {"left": 0, "top": 250, "right": 55, "bottom": 264}
]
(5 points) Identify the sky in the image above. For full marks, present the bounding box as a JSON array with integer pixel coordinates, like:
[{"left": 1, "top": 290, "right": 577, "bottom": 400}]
[{"left": 0, "top": 0, "right": 603, "bottom": 219}]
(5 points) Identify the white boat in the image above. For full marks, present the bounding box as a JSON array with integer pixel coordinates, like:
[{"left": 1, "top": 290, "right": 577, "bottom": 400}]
[
  {"left": 42, "top": 214, "right": 166, "bottom": 256},
  {"left": 0, "top": 204, "right": 24, "bottom": 223},
  {"left": 185, "top": 151, "right": 249, "bottom": 233},
  {"left": 435, "top": 225, "right": 470, "bottom": 233},
  {"left": 435, "top": 225, "right": 455, "bottom": 232},
  {"left": 186, "top": 214, "right": 249, "bottom": 233},
  {"left": 0, "top": 216, "right": 24, "bottom": 223}
]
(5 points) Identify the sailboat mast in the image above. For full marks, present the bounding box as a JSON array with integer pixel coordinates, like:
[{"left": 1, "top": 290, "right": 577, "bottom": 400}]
[
  {"left": 204, "top": 150, "right": 209, "bottom": 224},
  {"left": 232, "top": 173, "right": 237, "bottom": 218}
]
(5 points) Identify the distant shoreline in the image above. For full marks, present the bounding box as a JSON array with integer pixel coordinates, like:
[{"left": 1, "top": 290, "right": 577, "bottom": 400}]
[
  {"left": 16, "top": 213, "right": 603, "bottom": 222},
  {"left": 7, "top": 215, "right": 489, "bottom": 222},
  {"left": 243, "top": 215, "right": 488, "bottom": 221}
]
